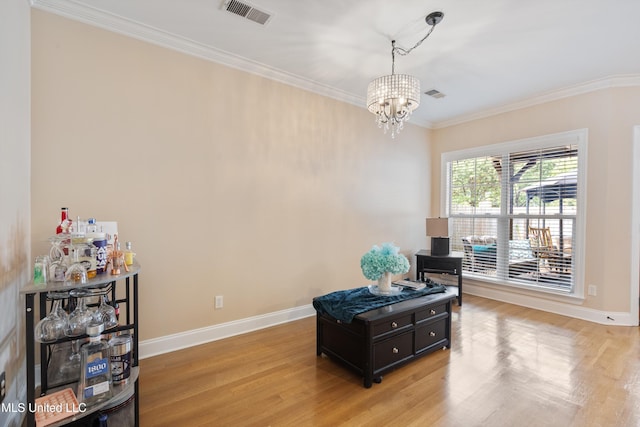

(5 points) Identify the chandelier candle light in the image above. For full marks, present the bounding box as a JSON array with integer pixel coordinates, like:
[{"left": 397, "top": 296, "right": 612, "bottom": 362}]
[
  {"left": 366, "top": 11, "right": 444, "bottom": 138},
  {"left": 361, "top": 243, "right": 410, "bottom": 295}
]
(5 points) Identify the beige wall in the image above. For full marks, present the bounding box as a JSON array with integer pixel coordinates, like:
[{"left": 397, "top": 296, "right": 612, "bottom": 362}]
[
  {"left": 432, "top": 88, "right": 640, "bottom": 313},
  {"left": 30, "top": 10, "right": 431, "bottom": 342},
  {"left": 1, "top": 0, "right": 31, "bottom": 425}
]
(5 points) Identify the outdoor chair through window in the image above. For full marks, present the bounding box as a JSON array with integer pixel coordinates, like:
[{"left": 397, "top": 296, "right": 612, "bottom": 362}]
[{"left": 528, "top": 226, "right": 555, "bottom": 258}]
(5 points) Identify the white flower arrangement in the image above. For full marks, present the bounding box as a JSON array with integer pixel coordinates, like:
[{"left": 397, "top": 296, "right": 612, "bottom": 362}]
[{"left": 360, "top": 242, "right": 410, "bottom": 280}]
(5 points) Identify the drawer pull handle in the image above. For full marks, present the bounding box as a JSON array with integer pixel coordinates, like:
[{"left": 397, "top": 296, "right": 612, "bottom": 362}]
[
  {"left": 391, "top": 322, "right": 398, "bottom": 328},
  {"left": 429, "top": 331, "right": 437, "bottom": 337},
  {"left": 392, "top": 347, "right": 399, "bottom": 354},
  {"left": 430, "top": 309, "right": 436, "bottom": 315}
]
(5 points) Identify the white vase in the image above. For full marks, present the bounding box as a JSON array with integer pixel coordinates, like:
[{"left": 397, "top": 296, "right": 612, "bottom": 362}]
[{"left": 377, "top": 271, "right": 392, "bottom": 293}]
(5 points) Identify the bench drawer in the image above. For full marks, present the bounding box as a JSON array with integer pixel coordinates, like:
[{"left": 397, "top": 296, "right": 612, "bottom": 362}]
[{"left": 373, "top": 331, "right": 413, "bottom": 371}]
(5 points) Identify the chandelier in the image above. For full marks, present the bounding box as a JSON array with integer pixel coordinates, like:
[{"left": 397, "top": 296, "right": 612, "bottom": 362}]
[{"left": 366, "top": 11, "right": 444, "bottom": 138}]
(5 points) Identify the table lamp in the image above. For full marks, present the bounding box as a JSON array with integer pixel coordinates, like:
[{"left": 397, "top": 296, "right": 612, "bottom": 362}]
[{"left": 426, "top": 217, "right": 450, "bottom": 256}]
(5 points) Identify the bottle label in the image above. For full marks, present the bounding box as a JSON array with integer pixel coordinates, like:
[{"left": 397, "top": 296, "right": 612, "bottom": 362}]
[
  {"left": 111, "top": 350, "right": 131, "bottom": 384},
  {"left": 84, "top": 381, "right": 110, "bottom": 399},
  {"left": 94, "top": 239, "right": 108, "bottom": 272},
  {"left": 86, "top": 357, "right": 109, "bottom": 379}
]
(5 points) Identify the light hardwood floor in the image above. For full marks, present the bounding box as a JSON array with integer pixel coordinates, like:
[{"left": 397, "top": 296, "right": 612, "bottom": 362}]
[{"left": 139, "top": 294, "right": 640, "bottom": 426}]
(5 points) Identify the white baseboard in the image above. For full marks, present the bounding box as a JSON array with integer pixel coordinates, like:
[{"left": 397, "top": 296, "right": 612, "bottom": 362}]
[
  {"left": 139, "top": 281, "right": 636, "bottom": 361},
  {"left": 464, "top": 283, "right": 636, "bottom": 326},
  {"left": 139, "top": 304, "right": 316, "bottom": 359}
]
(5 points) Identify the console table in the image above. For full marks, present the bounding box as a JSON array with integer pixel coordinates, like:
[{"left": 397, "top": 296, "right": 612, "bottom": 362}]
[
  {"left": 415, "top": 250, "right": 463, "bottom": 306},
  {"left": 315, "top": 288, "right": 455, "bottom": 388}
]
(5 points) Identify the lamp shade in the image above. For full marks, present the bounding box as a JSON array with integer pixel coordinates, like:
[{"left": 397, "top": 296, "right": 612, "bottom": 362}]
[{"left": 426, "top": 218, "right": 449, "bottom": 237}]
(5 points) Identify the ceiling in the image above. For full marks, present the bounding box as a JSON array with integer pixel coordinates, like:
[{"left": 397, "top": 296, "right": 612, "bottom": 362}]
[{"left": 32, "top": 0, "right": 640, "bottom": 128}]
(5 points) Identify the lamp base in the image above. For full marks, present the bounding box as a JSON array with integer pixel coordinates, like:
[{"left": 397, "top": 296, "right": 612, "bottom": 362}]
[{"left": 431, "top": 237, "right": 450, "bottom": 256}]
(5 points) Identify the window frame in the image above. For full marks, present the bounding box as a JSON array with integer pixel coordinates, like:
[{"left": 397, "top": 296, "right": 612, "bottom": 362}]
[{"left": 441, "top": 129, "right": 588, "bottom": 299}]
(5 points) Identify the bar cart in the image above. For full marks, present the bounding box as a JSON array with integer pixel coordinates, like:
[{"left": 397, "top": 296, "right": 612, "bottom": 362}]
[{"left": 21, "top": 262, "right": 140, "bottom": 427}]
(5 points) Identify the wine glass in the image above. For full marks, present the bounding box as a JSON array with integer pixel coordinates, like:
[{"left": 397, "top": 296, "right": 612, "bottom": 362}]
[
  {"left": 65, "top": 289, "right": 94, "bottom": 337},
  {"left": 34, "top": 292, "right": 69, "bottom": 343},
  {"left": 93, "top": 292, "right": 118, "bottom": 330}
]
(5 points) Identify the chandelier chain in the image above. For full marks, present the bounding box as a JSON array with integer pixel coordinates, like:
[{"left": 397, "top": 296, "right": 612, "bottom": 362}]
[
  {"left": 390, "top": 22, "right": 437, "bottom": 75},
  {"left": 393, "top": 23, "right": 437, "bottom": 57}
]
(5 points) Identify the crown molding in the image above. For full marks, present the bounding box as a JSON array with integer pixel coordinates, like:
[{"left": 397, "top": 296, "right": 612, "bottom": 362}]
[
  {"left": 432, "top": 74, "right": 640, "bottom": 129},
  {"left": 31, "top": 1, "right": 639, "bottom": 132},
  {"left": 30, "top": 0, "right": 366, "bottom": 109}
]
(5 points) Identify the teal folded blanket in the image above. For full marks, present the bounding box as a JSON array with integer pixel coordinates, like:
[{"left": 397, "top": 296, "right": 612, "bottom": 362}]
[{"left": 312, "top": 280, "right": 447, "bottom": 323}]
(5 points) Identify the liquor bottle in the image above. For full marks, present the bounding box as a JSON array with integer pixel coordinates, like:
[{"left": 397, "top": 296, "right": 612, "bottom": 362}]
[
  {"left": 89, "top": 232, "right": 108, "bottom": 274},
  {"left": 110, "top": 236, "right": 127, "bottom": 274},
  {"left": 124, "top": 241, "right": 135, "bottom": 266},
  {"left": 87, "top": 218, "right": 98, "bottom": 233},
  {"left": 78, "top": 322, "right": 112, "bottom": 406},
  {"left": 56, "top": 207, "right": 69, "bottom": 234}
]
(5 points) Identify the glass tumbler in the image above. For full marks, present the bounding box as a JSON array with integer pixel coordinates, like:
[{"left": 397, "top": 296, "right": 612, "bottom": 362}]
[{"left": 33, "top": 255, "right": 49, "bottom": 284}]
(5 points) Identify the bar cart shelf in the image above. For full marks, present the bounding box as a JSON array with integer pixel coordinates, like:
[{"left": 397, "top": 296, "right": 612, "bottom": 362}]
[{"left": 21, "top": 262, "right": 141, "bottom": 427}]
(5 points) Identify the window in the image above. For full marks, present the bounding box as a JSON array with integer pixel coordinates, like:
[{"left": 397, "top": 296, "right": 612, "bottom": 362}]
[{"left": 442, "top": 130, "right": 587, "bottom": 296}]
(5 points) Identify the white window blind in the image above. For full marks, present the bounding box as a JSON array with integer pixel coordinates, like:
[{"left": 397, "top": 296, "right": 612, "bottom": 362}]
[{"left": 443, "top": 130, "right": 586, "bottom": 294}]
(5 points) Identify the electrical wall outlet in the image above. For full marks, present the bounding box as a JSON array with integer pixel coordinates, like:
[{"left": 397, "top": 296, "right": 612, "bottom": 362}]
[
  {"left": 1, "top": 371, "right": 6, "bottom": 404},
  {"left": 588, "top": 285, "right": 597, "bottom": 296},
  {"left": 215, "top": 296, "right": 224, "bottom": 309}
]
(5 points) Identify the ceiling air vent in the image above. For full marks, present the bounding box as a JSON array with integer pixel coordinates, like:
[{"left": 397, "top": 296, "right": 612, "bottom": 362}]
[
  {"left": 425, "top": 89, "right": 446, "bottom": 99},
  {"left": 221, "top": 0, "right": 272, "bottom": 26}
]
